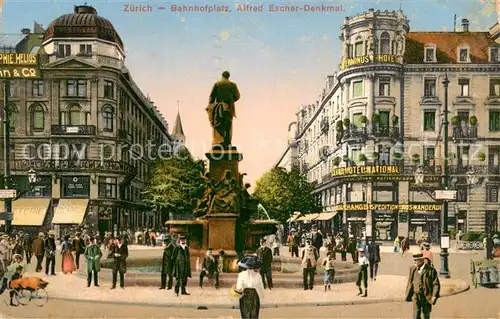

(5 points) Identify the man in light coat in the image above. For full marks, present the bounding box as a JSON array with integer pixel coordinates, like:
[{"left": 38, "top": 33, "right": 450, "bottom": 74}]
[{"left": 84, "top": 236, "right": 102, "bottom": 287}]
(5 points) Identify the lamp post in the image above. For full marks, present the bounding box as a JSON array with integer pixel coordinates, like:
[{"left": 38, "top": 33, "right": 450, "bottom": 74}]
[
  {"left": 3, "top": 80, "right": 12, "bottom": 234},
  {"left": 440, "top": 73, "right": 451, "bottom": 279},
  {"left": 28, "top": 168, "right": 38, "bottom": 184}
]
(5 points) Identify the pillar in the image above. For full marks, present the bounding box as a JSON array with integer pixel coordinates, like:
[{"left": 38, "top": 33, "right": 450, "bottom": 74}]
[
  {"left": 365, "top": 182, "right": 373, "bottom": 239},
  {"left": 398, "top": 181, "right": 410, "bottom": 238}
]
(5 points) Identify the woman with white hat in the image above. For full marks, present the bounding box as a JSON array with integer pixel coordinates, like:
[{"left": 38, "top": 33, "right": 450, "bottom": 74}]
[{"left": 233, "top": 255, "right": 264, "bottom": 318}]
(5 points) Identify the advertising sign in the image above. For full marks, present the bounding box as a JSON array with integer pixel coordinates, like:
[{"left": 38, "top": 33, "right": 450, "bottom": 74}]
[
  {"left": 339, "top": 54, "right": 399, "bottom": 70},
  {"left": 0, "top": 53, "right": 40, "bottom": 79},
  {"left": 332, "top": 165, "right": 400, "bottom": 176},
  {"left": 337, "top": 203, "right": 441, "bottom": 211}
]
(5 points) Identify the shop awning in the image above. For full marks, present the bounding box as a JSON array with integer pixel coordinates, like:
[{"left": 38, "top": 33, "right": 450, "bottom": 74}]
[
  {"left": 287, "top": 213, "right": 302, "bottom": 222},
  {"left": 52, "top": 199, "right": 89, "bottom": 224},
  {"left": 315, "top": 212, "right": 337, "bottom": 221},
  {"left": 0, "top": 198, "right": 50, "bottom": 226},
  {"left": 296, "top": 213, "right": 320, "bottom": 221}
]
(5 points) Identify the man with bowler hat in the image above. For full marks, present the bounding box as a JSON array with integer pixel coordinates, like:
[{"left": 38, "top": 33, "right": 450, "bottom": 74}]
[
  {"left": 310, "top": 225, "right": 323, "bottom": 254},
  {"left": 84, "top": 236, "right": 102, "bottom": 287},
  {"left": 31, "top": 232, "right": 45, "bottom": 272},
  {"left": 256, "top": 238, "right": 273, "bottom": 289},
  {"left": 172, "top": 235, "right": 191, "bottom": 296},
  {"left": 72, "top": 232, "right": 86, "bottom": 270},
  {"left": 159, "top": 235, "right": 175, "bottom": 290},
  {"left": 44, "top": 231, "right": 57, "bottom": 276},
  {"left": 109, "top": 236, "right": 128, "bottom": 289},
  {"left": 405, "top": 253, "right": 440, "bottom": 319},
  {"left": 301, "top": 238, "right": 319, "bottom": 290}
]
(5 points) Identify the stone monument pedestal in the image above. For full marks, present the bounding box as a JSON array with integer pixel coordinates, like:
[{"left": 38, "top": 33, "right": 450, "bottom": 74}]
[
  {"left": 204, "top": 212, "right": 240, "bottom": 272},
  {"left": 205, "top": 146, "right": 243, "bottom": 183}
]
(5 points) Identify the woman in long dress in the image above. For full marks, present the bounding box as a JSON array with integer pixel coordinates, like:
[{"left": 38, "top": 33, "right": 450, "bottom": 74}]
[
  {"left": 61, "top": 235, "right": 76, "bottom": 274},
  {"left": 234, "top": 255, "right": 264, "bottom": 319}
]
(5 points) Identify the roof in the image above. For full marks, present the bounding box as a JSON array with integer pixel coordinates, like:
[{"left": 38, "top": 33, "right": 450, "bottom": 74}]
[
  {"left": 43, "top": 5, "right": 124, "bottom": 50},
  {"left": 172, "top": 111, "right": 185, "bottom": 137},
  {"left": 404, "top": 32, "right": 496, "bottom": 64},
  {"left": 0, "top": 34, "right": 26, "bottom": 51}
]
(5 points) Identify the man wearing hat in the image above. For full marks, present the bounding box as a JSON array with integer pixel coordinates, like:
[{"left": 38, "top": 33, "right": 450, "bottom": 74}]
[
  {"left": 405, "top": 253, "right": 440, "bottom": 319},
  {"left": 301, "top": 238, "right": 319, "bottom": 290},
  {"left": 356, "top": 247, "right": 369, "bottom": 297},
  {"left": 256, "top": 238, "right": 273, "bottom": 289},
  {"left": 109, "top": 236, "right": 128, "bottom": 289},
  {"left": 421, "top": 242, "right": 433, "bottom": 265},
  {"left": 31, "top": 232, "right": 45, "bottom": 272},
  {"left": 287, "top": 229, "right": 300, "bottom": 258},
  {"left": 172, "top": 235, "right": 191, "bottom": 296},
  {"left": 21, "top": 232, "right": 33, "bottom": 264},
  {"left": 235, "top": 255, "right": 264, "bottom": 319},
  {"left": 72, "top": 232, "right": 86, "bottom": 270},
  {"left": 159, "top": 235, "right": 175, "bottom": 290},
  {"left": 310, "top": 225, "right": 323, "bottom": 255},
  {"left": 199, "top": 248, "right": 220, "bottom": 289},
  {"left": 84, "top": 236, "right": 102, "bottom": 287},
  {"left": 44, "top": 231, "right": 57, "bottom": 276}
]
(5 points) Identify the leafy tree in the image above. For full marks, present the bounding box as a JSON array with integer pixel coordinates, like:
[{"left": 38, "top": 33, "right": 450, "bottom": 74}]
[
  {"left": 253, "top": 167, "right": 321, "bottom": 223},
  {"left": 142, "top": 148, "right": 207, "bottom": 221}
]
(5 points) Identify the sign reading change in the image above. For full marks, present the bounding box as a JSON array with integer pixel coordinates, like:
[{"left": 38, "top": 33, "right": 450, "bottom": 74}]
[{"left": 0, "top": 53, "right": 40, "bottom": 79}]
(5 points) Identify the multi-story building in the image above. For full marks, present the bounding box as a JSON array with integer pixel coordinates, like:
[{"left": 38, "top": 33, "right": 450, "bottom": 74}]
[
  {"left": 0, "top": 6, "right": 179, "bottom": 237},
  {"left": 276, "top": 9, "right": 500, "bottom": 242}
]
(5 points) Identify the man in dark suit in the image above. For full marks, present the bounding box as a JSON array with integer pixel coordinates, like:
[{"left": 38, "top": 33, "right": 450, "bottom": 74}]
[
  {"left": 22, "top": 232, "right": 33, "bottom": 264},
  {"left": 159, "top": 236, "right": 175, "bottom": 290},
  {"left": 109, "top": 236, "right": 128, "bottom": 289},
  {"left": 367, "top": 240, "right": 381, "bottom": 281},
  {"left": 72, "top": 232, "right": 86, "bottom": 270},
  {"left": 405, "top": 253, "right": 440, "bottom": 319},
  {"left": 310, "top": 225, "right": 323, "bottom": 255},
  {"left": 199, "top": 248, "right": 219, "bottom": 289},
  {"left": 172, "top": 236, "right": 191, "bottom": 296},
  {"left": 44, "top": 231, "right": 57, "bottom": 276},
  {"left": 256, "top": 238, "right": 273, "bottom": 289}
]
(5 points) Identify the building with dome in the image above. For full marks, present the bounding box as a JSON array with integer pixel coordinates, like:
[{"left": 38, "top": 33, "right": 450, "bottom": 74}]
[
  {"left": 276, "top": 9, "right": 500, "bottom": 241},
  {"left": 0, "top": 5, "right": 178, "bottom": 237}
]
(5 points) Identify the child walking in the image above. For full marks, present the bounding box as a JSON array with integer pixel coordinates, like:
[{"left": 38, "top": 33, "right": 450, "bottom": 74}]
[
  {"left": 322, "top": 252, "right": 336, "bottom": 291},
  {"left": 356, "top": 248, "right": 369, "bottom": 297}
]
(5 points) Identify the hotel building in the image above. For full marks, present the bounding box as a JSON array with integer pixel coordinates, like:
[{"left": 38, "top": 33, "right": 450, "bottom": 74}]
[
  {"left": 0, "top": 6, "right": 182, "bottom": 237},
  {"left": 276, "top": 9, "right": 500, "bottom": 242}
]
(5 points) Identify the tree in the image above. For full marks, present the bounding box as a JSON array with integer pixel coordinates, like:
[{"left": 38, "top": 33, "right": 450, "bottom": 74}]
[
  {"left": 253, "top": 167, "right": 321, "bottom": 223},
  {"left": 142, "top": 148, "right": 207, "bottom": 220}
]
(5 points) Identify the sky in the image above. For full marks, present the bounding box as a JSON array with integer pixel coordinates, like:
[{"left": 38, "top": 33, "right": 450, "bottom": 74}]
[{"left": 1, "top": 0, "right": 499, "bottom": 187}]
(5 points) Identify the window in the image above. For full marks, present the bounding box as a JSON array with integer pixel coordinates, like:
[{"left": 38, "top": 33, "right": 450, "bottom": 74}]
[
  {"left": 32, "top": 105, "right": 44, "bottom": 131},
  {"left": 485, "top": 211, "right": 499, "bottom": 233},
  {"left": 58, "top": 44, "right": 71, "bottom": 57},
  {"left": 68, "top": 105, "right": 82, "bottom": 125},
  {"left": 352, "top": 81, "right": 363, "bottom": 98},
  {"left": 32, "top": 80, "right": 44, "bottom": 96},
  {"left": 491, "top": 47, "right": 499, "bottom": 62},
  {"left": 489, "top": 79, "right": 500, "bottom": 97},
  {"left": 69, "top": 144, "right": 87, "bottom": 160},
  {"left": 424, "top": 147, "right": 435, "bottom": 165},
  {"left": 459, "top": 48, "right": 469, "bottom": 62},
  {"left": 66, "top": 79, "right": 86, "bottom": 97},
  {"left": 423, "top": 111, "right": 436, "bottom": 131},
  {"left": 458, "top": 79, "right": 470, "bottom": 96},
  {"left": 103, "top": 106, "right": 114, "bottom": 132},
  {"left": 79, "top": 44, "right": 92, "bottom": 55},
  {"left": 424, "top": 47, "right": 435, "bottom": 62},
  {"left": 486, "top": 186, "right": 498, "bottom": 203},
  {"left": 458, "top": 111, "right": 469, "bottom": 124},
  {"left": 8, "top": 81, "right": 18, "bottom": 97},
  {"left": 98, "top": 177, "right": 118, "bottom": 199},
  {"left": 489, "top": 111, "right": 500, "bottom": 132},
  {"left": 378, "top": 111, "right": 390, "bottom": 128},
  {"left": 380, "top": 32, "right": 390, "bottom": 54},
  {"left": 103, "top": 80, "right": 114, "bottom": 98},
  {"left": 352, "top": 113, "right": 363, "bottom": 127},
  {"left": 424, "top": 79, "right": 436, "bottom": 97},
  {"left": 347, "top": 44, "right": 353, "bottom": 58},
  {"left": 354, "top": 41, "right": 364, "bottom": 57},
  {"left": 379, "top": 77, "right": 390, "bottom": 96}
]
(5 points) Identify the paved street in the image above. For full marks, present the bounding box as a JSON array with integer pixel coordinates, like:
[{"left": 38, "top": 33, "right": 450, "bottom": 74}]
[{"left": 0, "top": 246, "right": 497, "bottom": 318}]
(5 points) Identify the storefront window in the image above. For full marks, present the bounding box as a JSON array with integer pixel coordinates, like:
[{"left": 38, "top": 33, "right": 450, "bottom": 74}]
[
  {"left": 98, "top": 177, "right": 118, "bottom": 199},
  {"left": 372, "top": 182, "right": 397, "bottom": 202},
  {"left": 409, "top": 211, "right": 440, "bottom": 244},
  {"left": 12, "top": 175, "right": 52, "bottom": 197},
  {"left": 373, "top": 211, "right": 397, "bottom": 241},
  {"left": 61, "top": 176, "right": 90, "bottom": 198},
  {"left": 346, "top": 183, "right": 366, "bottom": 202}
]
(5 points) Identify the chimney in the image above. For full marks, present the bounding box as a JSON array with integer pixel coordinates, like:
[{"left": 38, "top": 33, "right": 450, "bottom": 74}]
[
  {"left": 21, "top": 28, "right": 30, "bottom": 35},
  {"left": 461, "top": 18, "right": 469, "bottom": 32}
]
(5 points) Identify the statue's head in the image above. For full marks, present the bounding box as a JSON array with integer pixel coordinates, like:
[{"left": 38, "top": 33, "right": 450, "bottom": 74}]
[{"left": 222, "top": 71, "right": 230, "bottom": 79}]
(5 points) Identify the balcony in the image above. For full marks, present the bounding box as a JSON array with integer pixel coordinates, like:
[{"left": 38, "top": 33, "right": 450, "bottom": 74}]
[
  {"left": 320, "top": 118, "right": 329, "bottom": 133},
  {"left": 452, "top": 126, "right": 477, "bottom": 141},
  {"left": 51, "top": 125, "right": 96, "bottom": 136},
  {"left": 118, "top": 129, "right": 132, "bottom": 145},
  {"left": 373, "top": 126, "right": 400, "bottom": 140},
  {"left": 0, "top": 159, "right": 137, "bottom": 177},
  {"left": 342, "top": 126, "right": 367, "bottom": 144}
]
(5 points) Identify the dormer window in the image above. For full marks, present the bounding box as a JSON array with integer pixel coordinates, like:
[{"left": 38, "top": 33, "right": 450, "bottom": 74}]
[
  {"left": 58, "top": 44, "right": 71, "bottom": 57},
  {"left": 458, "top": 47, "right": 469, "bottom": 63},
  {"left": 490, "top": 47, "right": 499, "bottom": 63},
  {"left": 79, "top": 44, "right": 92, "bottom": 55},
  {"left": 424, "top": 46, "right": 435, "bottom": 62},
  {"left": 354, "top": 41, "right": 364, "bottom": 57}
]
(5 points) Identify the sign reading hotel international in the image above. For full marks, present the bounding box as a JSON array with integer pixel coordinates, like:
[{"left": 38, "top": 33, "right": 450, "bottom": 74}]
[
  {"left": 0, "top": 53, "right": 40, "bottom": 78},
  {"left": 336, "top": 203, "right": 441, "bottom": 211},
  {"left": 339, "top": 54, "right": 398, "bottom": 70},
  {"left": 332, "top": 165, "right": 400, "bottom": 176}
]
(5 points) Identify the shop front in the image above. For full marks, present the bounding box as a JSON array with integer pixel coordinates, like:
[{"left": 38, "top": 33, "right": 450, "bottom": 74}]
[
  {"left": 346, "top": 211, "right": 366, "bottom": 238},
  {"left": 409, "top": 211, "right": 440, "bottom": 244},
  {"left": 373, "top": 211, "right": 397, "bottom": 241}
]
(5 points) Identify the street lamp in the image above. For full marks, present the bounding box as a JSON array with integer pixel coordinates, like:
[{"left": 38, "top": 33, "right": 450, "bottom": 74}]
[
  {"left": 441, "top": 73, "right": 451, "bottom": 279},
  {"left": 28, "top": 169, "right": 37, "bottom": 184}
]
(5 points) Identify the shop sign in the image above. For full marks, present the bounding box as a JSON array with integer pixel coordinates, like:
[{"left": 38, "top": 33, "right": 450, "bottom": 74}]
[
  {"left": 339, "top": 54, "right": 398, "bottom": 70},
  {"left": 0, "top": 53, "right": 40, "bottom": 79},
  {"left": 332, "top": 165, "right": 400, "bottom": 177},
  {"left": 337, "top": 203, "right": 441, "bottom": 211}
]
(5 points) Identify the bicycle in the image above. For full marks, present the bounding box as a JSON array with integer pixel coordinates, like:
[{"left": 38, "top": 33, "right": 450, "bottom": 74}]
[{"left": 5, "top": 277, "right": 49, "bottom": 307}]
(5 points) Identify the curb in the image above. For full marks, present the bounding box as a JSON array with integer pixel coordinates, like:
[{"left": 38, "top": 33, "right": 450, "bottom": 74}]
[{"left": 46, "top": 280, "right": 470, "bottom": 310}]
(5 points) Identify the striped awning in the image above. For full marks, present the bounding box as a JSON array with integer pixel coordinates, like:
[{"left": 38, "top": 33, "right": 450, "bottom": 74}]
[
  {"left": 315, "top": 212, "right": 337, "bottom": 221},
  {"left": 51, "top": 199, "right": 89, "bottom": 224},
  {"left": 0, "top": 199, "right": 50, "bottom": 226}
]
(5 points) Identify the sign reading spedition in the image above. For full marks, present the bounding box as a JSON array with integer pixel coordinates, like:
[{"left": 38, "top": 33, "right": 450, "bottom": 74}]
[
  {"left": 332, "top": 165, "right": 400, "bottom": 176},
  {"left": 0, "top": 53, "right": 40, "bottom": 79},
  {"left": 339, "top": 54, "right": 398, "bottom": 70},
  {"left": 337, "top": 203, "right": 442, "bottom": 211}
]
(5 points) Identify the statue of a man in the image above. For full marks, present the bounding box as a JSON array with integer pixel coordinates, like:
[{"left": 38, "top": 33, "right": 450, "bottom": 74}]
[{"left": 206, "top": 71, "right": 241, "bottom": 148}]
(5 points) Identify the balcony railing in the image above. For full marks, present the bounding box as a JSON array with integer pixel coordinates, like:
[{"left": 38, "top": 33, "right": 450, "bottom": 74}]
[
  {"left": 342, "top": 126, "right": 367, "bottom": 142},
  {"left": 373, "top": 126, "right": 400, "bottom": 139},
  {"left": 452, "top": 126, "right": 478, "bottom": 140},
  {"left": 0, "top": 159, "right": 137, "bottom": 176},
  {"left": 51, "top": 125, "right": 96, "bottom": 135}
]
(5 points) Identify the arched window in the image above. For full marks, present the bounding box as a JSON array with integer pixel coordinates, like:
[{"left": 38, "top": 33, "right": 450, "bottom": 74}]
[
  {"left": 32, "top": 104, "right": 45, "bottom": 131},
  {"left": 102, "top": 105, "right": 114, "bottom": 132},
  {"left": 380, "top": 32, "right": 391, "bottom": 55},
  {"left": 68, "top": 105, "right": 82, "bottom": 125}
]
